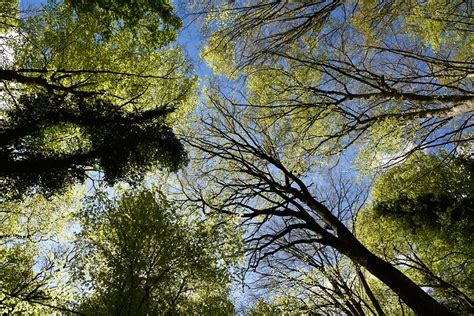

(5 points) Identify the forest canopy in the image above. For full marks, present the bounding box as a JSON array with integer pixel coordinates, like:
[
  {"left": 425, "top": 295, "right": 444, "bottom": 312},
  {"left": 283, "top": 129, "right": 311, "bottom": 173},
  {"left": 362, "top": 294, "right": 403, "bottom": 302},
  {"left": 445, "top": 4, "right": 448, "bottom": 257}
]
[{"left": 1, "top": 0, "right": 472, "bottom": 315}]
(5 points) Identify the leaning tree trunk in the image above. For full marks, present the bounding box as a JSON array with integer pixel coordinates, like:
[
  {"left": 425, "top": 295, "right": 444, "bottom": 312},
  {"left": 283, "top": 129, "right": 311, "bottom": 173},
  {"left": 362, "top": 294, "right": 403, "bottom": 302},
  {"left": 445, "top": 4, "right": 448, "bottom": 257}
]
[
  {"left": 298, "top": 189, "right": 454, "bottom": 315},
  {"left": 357, "top": 268, "right": 385, "bottom": 316},
  {"left": 332, "top": 229, "right": 454, "bottom": 315}
]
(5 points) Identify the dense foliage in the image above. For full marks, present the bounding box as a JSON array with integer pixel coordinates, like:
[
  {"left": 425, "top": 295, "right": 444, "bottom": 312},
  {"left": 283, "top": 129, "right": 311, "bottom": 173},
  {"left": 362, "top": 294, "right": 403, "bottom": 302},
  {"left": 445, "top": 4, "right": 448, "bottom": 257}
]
[
  {"left": 357, "top": 154, "right": 474, "bottom": 313},
  {"left": 0, "top": 0, "right": 195, "bottom": 197},
  {"left": 1, "top": 0, "right": 472, "bottom": 314},
  {"left": 76, "top": 190, "right": 235, "bottom": 315},
  {"left": 1, "top": 93, "right": 186, "bottom": 198}
]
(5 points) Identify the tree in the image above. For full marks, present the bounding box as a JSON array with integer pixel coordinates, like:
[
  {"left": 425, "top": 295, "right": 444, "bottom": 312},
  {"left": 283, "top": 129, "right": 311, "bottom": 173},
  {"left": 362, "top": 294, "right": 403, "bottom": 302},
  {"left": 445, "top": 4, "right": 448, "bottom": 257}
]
[
  {"left": 240, "top": 165, "right": 382, "bottom": 315},
  {"left": 247, "top": 246, "right": 383, "bottom": 315},
  {"left": 371, "top": 153, "right": 472, "bottom": 242},
  {"left": 0, "top": 0, "right": 19, "bottom": 33},
  {"left": 356, "top": 153, "right": 474, "bottom": 314},
  {"left": 66, "top": 0, "right": 182, "bottom": 43},
  {"left": 1, "top": 0, "right": 195, "bottom": 197},
  {"left": 196, "top": 0, "right": 472, "bottom": 170},
  {"left": 75, "top": 189, "right": 238, "bottom": 315},
  {"left": 1, "top": 93, "right": 187, "bottom": 198},
  {"left": 1, "top": 0, "right": 195, "bottom": 312},
  {"left": 0, "top": 187, "right": 81, "bottom": 314},
  {"left": 4, "top": 0, "right": 191, "bottom": 99},
  {"left": 179, "top": 96, "right": 454, "bottom": 314}
]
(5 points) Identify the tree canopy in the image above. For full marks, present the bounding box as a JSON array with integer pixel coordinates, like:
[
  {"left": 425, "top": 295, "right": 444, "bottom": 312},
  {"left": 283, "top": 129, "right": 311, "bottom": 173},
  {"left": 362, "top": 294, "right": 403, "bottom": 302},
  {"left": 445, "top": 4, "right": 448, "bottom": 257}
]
[
  {"left": 1, "top": 93, "right": 187, "bottom": 198},
  {"left": 1, "top": 0, "right": 472, "bottom": 314},
  {"left": 1, "top": 0, "right": 195, "bottom": 198},
  {"left": 200, "top": 0, "right": 472, "bottom": 169},
  {"left": 76, "top": 189, "right": 236, "bottom": 315},
  {"left": 357, "top": 153, "right": 474, "bottom": 313}
]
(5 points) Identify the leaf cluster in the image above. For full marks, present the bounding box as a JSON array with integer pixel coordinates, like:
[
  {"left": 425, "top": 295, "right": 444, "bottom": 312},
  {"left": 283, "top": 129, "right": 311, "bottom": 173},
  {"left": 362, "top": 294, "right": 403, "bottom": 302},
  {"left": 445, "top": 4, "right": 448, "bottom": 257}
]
[{"left": 1, "top": 93, "right": 187, "bottom": 198}]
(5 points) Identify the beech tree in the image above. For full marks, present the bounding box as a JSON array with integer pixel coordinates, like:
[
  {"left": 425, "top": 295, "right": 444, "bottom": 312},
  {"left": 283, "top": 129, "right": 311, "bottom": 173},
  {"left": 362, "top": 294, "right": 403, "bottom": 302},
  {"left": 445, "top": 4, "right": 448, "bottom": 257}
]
[
  {"left": 357, "top": 153, "right": 473, "bottom": 314},
  {"left": 66, "top": 0, "right": 182, "bottom": 39},
  {"left": 0, "top": 187, "right": 81, "bottom": 314},
  {"left": 0, "top": 0, "right": 195, "bottom": 197},
  {"left": 197, "top": 0, "right": 472, "bottom": 169},
  {"left": 180, "top": 96, "right": 455, "bottom": 314},
  {"left": 75, "top": 189, "right": 237, "bottom": 315}
]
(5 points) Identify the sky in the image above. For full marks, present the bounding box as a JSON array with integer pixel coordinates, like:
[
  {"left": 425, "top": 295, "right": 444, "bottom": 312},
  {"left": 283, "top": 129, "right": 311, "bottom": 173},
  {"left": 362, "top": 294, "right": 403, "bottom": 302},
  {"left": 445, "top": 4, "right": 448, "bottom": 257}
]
[{"left": 19, "top": 0, "right": 43, "bottom": 11}]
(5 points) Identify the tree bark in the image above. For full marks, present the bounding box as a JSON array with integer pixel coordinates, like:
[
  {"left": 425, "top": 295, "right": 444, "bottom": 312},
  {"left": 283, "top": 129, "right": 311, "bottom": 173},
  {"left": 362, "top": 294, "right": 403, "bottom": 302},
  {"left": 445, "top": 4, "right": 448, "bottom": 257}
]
[
  {"left": 332, "top": 231, "right": 454, "bottom": 316},
  {"left": 291, "top": 185, "right": 455, "bottom": 315},
  {"left": 357, "top": 268, "right": 384, "bottom": 316}
]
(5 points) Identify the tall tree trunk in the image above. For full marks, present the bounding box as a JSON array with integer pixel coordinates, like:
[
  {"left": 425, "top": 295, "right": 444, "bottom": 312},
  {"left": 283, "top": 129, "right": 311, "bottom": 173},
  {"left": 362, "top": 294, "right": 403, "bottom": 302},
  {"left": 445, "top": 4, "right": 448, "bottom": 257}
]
[
  {"left": 333, "top": 231, "right": 454, "bottom": 316},
  {"left": 357, "top": 268, "right": 384, "bottom": 316},
  {"left": 296, "top": 187, "right": 454, "bottom": 315}
]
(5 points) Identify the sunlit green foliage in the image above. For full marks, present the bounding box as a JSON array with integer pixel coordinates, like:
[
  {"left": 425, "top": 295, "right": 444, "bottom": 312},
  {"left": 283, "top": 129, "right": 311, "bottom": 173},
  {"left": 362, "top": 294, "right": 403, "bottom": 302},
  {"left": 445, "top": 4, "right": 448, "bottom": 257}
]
[
  {"left": 199, "top": 0, "right": 472, "bottom": 173},
  {"left": 249, "top": 297, "right": 308, "bottom": 316},
  {"left": 352, "top": 0, "right": 472, "bottom": 52},
  {"left": 9, "top": 0, "right": 196, "bottom": 109},
  {"left": 0, "top": 0, "right": 19, "bottom": 33},
  {"left": 75, "top": 189, "right": 236, "bottom": 315},
  {"left": 357, "top": 153, "right": 474, "bottom": 313},
  {"left": 0, "top": 187, "right": 81, "bottom": 314},
  {"left": 66, "top": 0, "right": 181, "bottom": 44}
]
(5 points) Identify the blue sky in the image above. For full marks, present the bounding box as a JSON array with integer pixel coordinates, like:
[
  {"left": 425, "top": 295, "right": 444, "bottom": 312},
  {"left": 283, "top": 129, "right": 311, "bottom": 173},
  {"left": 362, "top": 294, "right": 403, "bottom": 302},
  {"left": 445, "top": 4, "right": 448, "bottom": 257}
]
[{"left": 20, "top": 0, "right": 43, "bottom": 10}]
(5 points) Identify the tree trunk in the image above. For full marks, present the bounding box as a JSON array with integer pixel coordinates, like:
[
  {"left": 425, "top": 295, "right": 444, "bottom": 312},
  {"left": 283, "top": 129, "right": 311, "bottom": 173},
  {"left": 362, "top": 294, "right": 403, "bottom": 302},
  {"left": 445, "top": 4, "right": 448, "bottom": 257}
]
[
  {"left": 298, "top": 189, "right": 454, "bottom": 315},
  {"left": 334, "top": 232, "right": 454, "bottom": 316},
  {"left": 357, "top": 268, "right": 384, "bottom": 316}
]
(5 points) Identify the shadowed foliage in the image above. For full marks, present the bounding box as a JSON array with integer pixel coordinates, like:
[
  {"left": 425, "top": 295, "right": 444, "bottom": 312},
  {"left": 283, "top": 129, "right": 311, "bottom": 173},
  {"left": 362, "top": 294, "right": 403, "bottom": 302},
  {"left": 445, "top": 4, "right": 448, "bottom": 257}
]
[{"left": 0, "top": 93, "right": 187, "bottom": 198}]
